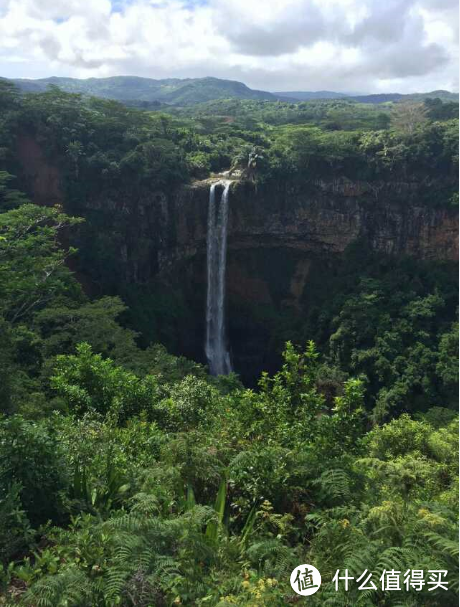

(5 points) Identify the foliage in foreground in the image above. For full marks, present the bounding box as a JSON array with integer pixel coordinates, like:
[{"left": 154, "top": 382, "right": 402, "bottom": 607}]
[{"left": 0, "top": 341, "right": 458, "bottom": 606}]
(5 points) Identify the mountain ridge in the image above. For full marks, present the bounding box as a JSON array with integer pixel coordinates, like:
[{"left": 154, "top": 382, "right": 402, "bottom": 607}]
[
  {"left": 7, "top": 75, "right": 278, "bottom": 105},
  {"left": 5, "top": 75, "right": 459, "bottom": 106}
]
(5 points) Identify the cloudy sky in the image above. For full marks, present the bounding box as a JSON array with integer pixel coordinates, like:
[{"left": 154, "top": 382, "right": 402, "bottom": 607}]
[{"left": 0, "top": 0, "right": 458, "bottom": 93}]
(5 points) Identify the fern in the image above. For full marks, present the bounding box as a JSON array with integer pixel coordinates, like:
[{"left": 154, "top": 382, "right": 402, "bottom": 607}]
[
  {"left": 314, "top": 468, "right": 353, "bottom": 503},
  {"left": 21, "top": 568, "right": 96, "bottom": 606}
]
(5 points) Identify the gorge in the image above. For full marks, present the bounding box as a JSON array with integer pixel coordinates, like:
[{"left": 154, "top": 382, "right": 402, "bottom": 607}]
[
  {"left": 6, "top": 86, "right": 458, "bottom": 389},
  {"left": 16, "top": 134, "right": 459, "bottom": 382}
]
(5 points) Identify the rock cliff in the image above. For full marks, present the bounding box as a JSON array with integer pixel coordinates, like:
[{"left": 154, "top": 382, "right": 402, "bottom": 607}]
[
  {"left": 158, "top": 178, "right": 458, "bottom": 273},
  {"left": 15, "top": 138, "right": 459, "bottom": 380}
]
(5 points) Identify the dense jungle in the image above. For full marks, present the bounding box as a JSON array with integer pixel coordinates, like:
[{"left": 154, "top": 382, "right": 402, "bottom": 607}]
[{"left": 0, "top": 78, "right": 458, "bottom": 606}]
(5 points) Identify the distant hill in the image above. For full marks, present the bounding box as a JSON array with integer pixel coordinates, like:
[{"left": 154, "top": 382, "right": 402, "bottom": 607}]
[
  {"left": 348, "top": 91, "right": 458, "bottom": 104},
  {"left": 8, "top": 75, "right": 277, "bottom": 105},
  {"left": 273, "top": 90, "right": 349, "bottom": 101},
  {"left": 6, "top": 75, "right": 458, "bottom": 107},
  {"left": 275, "top": 90, "right": 459, "bottom": 104},
  {"left": 404, "top": 90, "right": 459, "bottom": 103},
  {"left": 349, "top": 93, "right": 403, "bottom": 103}
]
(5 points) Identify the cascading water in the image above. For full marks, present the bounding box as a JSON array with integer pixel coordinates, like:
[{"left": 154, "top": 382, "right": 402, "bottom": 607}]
[{"left": 205, "top": 180, "right": 232, "bottom": 376}]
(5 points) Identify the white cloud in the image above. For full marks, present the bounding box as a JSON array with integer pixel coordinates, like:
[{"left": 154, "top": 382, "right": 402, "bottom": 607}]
[{"left": 0, "top": 0, "right": 457, "bottom": 93}]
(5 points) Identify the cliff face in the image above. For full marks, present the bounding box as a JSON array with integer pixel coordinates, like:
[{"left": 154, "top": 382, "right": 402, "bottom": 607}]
[
  {"left": 16, "top": 136, "right": 458, "bottom": 277},
  {"left": 15, "top": 139, "right": 459, "bottom": 380},
  {"left": 159, "top": 178, "right": 458, "bottom": 272},
  {"left": 137, "top": 178, "right": 456, "bottom": 379},
  {"left": 16, "top": 136, "right": 63, "bottom": 207}
]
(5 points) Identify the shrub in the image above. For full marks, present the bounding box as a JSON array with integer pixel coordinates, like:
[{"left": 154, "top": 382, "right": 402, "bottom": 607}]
[{"left": 0, "top": 416, "right": 69, "bottom": 526}]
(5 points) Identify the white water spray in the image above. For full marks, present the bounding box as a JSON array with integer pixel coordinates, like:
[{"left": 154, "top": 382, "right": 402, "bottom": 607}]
[{"left": 205, "top": 180, "right": 232, "bottom": 376}]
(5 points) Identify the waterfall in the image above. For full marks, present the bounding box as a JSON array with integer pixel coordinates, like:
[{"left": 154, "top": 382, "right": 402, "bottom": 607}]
[{"left": 205, "top": 180, "right": 232, "bottom": 376}]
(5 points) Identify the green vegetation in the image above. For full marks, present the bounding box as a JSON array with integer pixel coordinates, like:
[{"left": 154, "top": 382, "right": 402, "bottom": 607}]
[
  {"left": 7, "top": 76, "right": 277, "bottom": 106},
  {"left": 8, "top": 75, "right": 458, "bottom": 107},
  {"left": 0, "top": 79, "right": 458, "bottom": 605},
  {"left": 171, "top": 97, "right": 393, "bottom": 130},
  {"left": 2, "top": 80, "right": 457, "bottom": 192},
  {"left": 231, "top": 244, "right": 458, "bottom": 419}
]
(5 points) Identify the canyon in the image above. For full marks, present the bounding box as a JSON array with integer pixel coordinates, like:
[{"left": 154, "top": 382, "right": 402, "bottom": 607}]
[{"left": 17, "top": 135, "right": 459, "bottom": 381}]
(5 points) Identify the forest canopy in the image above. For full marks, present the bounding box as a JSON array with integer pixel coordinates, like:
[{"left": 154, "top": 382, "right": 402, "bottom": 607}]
[{"left": 0, "top": 80, "right": 458, "bottom": 606}]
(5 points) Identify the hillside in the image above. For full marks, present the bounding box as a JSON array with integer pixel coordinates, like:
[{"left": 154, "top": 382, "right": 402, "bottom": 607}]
[
  {"left": 349, "top": 90, "right": 459, "bottom": 104},
  {"left": 8, "top": 75, "right": 458, "bottom": 107},
  {"left": 275, "top": 89, "right": 459, "bottom": 103},
  {"left": 8, "top": 75, "right": 277, "bottom": 105},
  {"left": 273, "top": 90, "right": 349, "bottom": 100}
]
